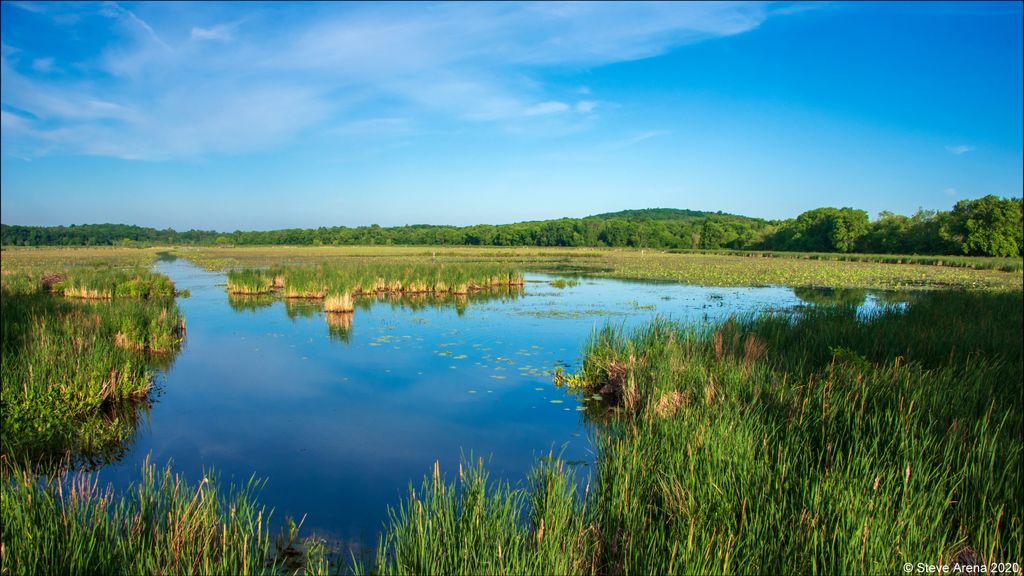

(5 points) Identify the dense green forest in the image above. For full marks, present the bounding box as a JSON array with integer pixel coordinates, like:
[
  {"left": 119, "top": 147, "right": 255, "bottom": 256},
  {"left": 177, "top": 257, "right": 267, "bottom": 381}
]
[{"left": 2, "top": 195, "right": 1020, "bottom": 257}]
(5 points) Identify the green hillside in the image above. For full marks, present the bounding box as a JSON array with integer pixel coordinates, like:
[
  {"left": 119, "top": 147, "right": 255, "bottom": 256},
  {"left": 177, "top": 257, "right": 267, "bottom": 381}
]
[{"left": 586, "top": 208, "right": 761, "bottom": 223}]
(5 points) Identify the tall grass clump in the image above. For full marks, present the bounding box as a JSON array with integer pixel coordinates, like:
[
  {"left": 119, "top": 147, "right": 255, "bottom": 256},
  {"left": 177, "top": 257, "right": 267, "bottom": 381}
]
[
  {"left": 226, "top": 269, "right": 274, "bottom": 295},
  {"left": 0, "top": 458, "right": 281, "bottom": 575},
  {"left": 363, "top": 455, "right": 589, "bottom": 576},
  {"left": 281, "top": 267, "right": 327, "bottom": 298},
  {"left": 324, "top": 292, "right": 354, "bottom": 313},
  {"left": 56, "top": 269, "right": 175, "bottom": 299},
  {"left": 0, "top": 271, "right": 43, "bottom": 296}
]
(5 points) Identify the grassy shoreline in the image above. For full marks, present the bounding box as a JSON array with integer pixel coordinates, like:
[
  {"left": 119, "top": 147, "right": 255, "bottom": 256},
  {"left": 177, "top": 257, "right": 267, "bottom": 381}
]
[{"left": 0, "top": 250, "right": 185, "bottom": 466}]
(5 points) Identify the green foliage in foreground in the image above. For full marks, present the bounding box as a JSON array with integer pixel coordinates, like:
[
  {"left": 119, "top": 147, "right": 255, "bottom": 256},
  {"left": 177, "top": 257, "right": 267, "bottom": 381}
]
[
  {"left": 0, "top": 286, "right": 184, "bottom": 467},
  {"left": 367, "top": 290, "right": 1022, "bottom": 574},
  {"left": 0, "top": 459, "right": 276, "bottom": 576},
  {"left": 358, "top": 457, "right": 591, "bottom": 576}
]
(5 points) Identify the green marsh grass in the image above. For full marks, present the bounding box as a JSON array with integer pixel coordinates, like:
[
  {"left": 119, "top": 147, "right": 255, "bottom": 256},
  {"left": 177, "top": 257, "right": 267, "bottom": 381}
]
[
  {"left": 361, "top": 290, "right": 1022, "bottom": 574},
  {"left": 591, "top": 250, "right": 1023, "bottom": 290},
  {"left": 0, "top": 251, "right": 185, "bottom": 467},
  {"left": 176, "top": 245, "right": 1022, "bottom": 291},
  {"left": 363, "top": 455, "right": 591, "bottom": 576},
  {"left": 1, "top": 288, "right": 185, "bottom": 465},
  {"left": 0, "top": 458, "right": 288, "bottom": 575},
  {"left": 227, "top": 269, "right": 276, "bottom": 295},
  {"left": 1, "top": 247, "right": 178, "bottom": 300},
  {"left": 56, "top": 268, "right": 175, "bottom": 299},
  {"left": 676, "top": 248, "right": 1024, "bottom": 273},
  {"left": 222, "top": 262, "right": 525, "bottom": 318},
  {"left": 0, "top": 246, "right": 164, "bottom": 273}
]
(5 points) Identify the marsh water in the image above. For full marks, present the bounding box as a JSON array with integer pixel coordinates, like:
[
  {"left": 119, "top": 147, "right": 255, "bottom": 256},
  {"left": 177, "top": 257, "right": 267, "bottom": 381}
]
[{"left": 96, "top": 257, "right": 898, "bottom": 546}]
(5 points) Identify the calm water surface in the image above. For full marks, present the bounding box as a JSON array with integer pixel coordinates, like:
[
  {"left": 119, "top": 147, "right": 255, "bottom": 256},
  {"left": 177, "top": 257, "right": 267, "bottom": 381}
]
[{"left": 96, "top": 258, "right": 892, "bottom": 544}]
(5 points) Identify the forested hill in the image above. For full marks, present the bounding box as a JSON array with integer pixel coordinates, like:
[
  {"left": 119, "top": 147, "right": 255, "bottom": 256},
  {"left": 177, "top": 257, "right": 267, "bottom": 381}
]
[
  {"left": 1, "top": 195, "right": 1021, "bottom": 257},
  {"left": 585, "top": 208, "right": 758, "bottom": 223}
]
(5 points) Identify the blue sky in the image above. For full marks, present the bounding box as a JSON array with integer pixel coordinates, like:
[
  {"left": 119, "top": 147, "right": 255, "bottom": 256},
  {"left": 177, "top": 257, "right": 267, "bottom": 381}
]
[{"left": 1, "top": 1, "right": 1021, "bottom": 231}]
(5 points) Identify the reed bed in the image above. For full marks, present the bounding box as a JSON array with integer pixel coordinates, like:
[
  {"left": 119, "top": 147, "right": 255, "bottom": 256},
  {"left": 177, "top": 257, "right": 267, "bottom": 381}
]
[
  {"left": 374, "top": 286, "right": 524, "bottom": 317},
  {"left": 1, "top": 248, "right": 178, "bottom": 301},
  {"left": 592, "top": 251, "right": 1022, "bottom": 290},
  {"left": 359, "top": 290, "right": 1022, "bottom": 574},
  {"left": 224, "top": 262, "right": 524, "bottom": 316},
  {"left": 0, "top": 458, "right": 287, "bottom": 576},
  {"left": 549, "top": 278, "right": 581, "bottom": 289},
  {"left": 58, "top": 269, "right": 176, "bottom": 299},
  {"left": 1, "top": 268, "right": 176, "bottom": 300},
  {"left": 1, "top": 283, "right": 184, "bottom": 465},
  {"left": 361, "top": 455, "right": 591, "bottom": 576},
  {"left": 226, "top": 269, "right": 276, "bottom": 295},
  {"left": 178, "top": 245, "right": 1022, "bottom": 291},
  {"left": 677, "top": 248, "right": 1024, "bottom": 273}
]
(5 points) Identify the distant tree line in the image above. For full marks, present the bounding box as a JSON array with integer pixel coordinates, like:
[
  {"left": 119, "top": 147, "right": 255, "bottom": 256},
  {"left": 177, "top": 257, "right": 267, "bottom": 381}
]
[{"left": 2, "top": 195, "right": 1020, "bottom": 257}]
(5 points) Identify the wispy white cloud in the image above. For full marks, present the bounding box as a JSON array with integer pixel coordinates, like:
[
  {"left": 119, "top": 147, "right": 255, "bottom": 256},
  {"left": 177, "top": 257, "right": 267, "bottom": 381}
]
[
  {"left": 944, "top": 187, "right": 958, "bottom": 196},
  {"left": 2, "top": 2, "right": 780, "bottom": 160},
  {"left": 945, "top": 144, "right": 975, "bottom": 155},
  {"left": 191, "top": 24, "right": 235, "bottom": 42},
  {"left": 768, "top": 2, "right": 830, "bottom": 17},
  {"left": 99, "top": 2, "right": 171, "bottom": 52}
]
